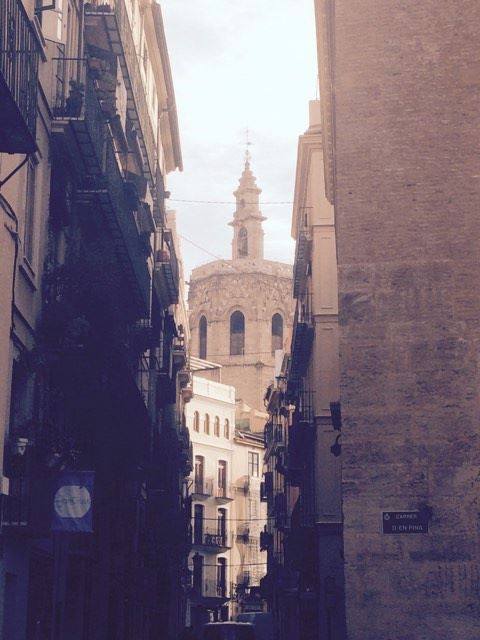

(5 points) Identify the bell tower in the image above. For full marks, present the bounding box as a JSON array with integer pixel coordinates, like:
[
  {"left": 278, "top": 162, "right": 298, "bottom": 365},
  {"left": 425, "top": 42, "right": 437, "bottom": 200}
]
[{"left": 230, "top": 153, "right": 266, "bottom": 261}]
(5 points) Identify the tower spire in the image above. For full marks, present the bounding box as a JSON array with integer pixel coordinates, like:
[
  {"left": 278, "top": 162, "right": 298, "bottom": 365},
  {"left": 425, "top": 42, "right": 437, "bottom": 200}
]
[
  {"left": 245, "top": 127, "right": 252, "bottom": 167},
  {"left": 229, "top": 135, "right": 266, "bottom": 261}
]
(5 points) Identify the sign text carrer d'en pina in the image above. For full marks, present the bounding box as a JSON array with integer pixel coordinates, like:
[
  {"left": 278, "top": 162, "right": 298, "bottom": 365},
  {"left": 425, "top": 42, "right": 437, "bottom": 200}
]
[{"left": 382, "top": 511, "right": 428, "bottom": 534}]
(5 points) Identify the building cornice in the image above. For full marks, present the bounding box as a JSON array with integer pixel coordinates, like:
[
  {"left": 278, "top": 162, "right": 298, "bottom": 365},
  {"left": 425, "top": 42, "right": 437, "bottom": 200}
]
[
  {"left": 314, "top": 0, "right": 336, "bottom": 204},
  {"left": 150, "top": 2, "right": 183, "bottom": 172},
  {"left": 291, "top": 130, "right": 323, "bottom": 239}
]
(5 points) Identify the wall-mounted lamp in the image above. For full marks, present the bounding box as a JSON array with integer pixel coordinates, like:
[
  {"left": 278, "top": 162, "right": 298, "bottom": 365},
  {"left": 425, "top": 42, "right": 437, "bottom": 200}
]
[{"left": 330, "top": 434, "right": 341, "bottom": 457}]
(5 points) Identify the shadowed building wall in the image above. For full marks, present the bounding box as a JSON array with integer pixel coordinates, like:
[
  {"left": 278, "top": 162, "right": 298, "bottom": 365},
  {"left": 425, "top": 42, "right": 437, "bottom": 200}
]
[{"left": 315, "top": 1, "right": 480, "bottom": 638}]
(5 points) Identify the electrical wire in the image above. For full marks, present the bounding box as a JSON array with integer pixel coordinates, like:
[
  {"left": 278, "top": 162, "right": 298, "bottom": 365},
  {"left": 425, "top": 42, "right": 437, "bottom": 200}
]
[
  {"left": 171, "top": 199, "right": 292, "bottom": 206},
  {"left": 188, "top": 562, "right": 267, "bottom": 568},
  {"left": 178, "top": 233, "right": 232, "bottom": 263},
  {"left": 190, "top": 517, "right": 271, "bottom": 523}
]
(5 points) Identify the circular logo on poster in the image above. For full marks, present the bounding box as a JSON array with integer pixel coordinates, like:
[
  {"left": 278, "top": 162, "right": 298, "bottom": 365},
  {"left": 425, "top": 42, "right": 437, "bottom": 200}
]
[{"left": 54, "top": 485, "right": 92, "bottom": 519}]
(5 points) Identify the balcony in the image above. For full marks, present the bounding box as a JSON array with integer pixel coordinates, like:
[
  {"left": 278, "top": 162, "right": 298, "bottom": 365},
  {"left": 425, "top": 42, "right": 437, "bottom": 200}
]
[
  {"left": 274, "top": 493, "right": 289, "bottom": 531},
  {"left": 238, "top": 475, "right": 250, "bottom": 494},
  {"left": 0, "top": 0, "right": 40, "bottom": 153},
  {"left": 262, "top": 471, "right": 273, "bottom": 503},
  {"left": 215, "top": 483, "right": 234, "bottom": 504},
  {"left": 192, "top": 528, "right": 231, "bottom": 553},
  {"left": 172, "top": 335, "right": 187, "bottom": 370},
  {"left": 178, "top": 427, "right": 193, "bottom": 476},
  {"left": 259, "top": 529, "right": 273, "bottom": 551},
  {"left": 154, "top": 229, "right": 179, "bottom": 306},
  {"left": 236, "top": 522, "right": 250, "bottom": 543},
  {"left": 190, "top": 579, "right": 230, "bottom": 605},
  {"left": 289, "top": 299, "right": 314, "bottom": 384},
  {"left": 293, "top": 226, "right": 312, "bottom": 299},
  {"left": 1, "top": 476, "right": 51, "bottom": 537},
  {"left": 51, "top": 56, "right": 151, "bottom": 314},
  {"left": 191, "top": 477, "right": 214, "bottom": 500},
  {"left": 84, "top": 0, "right": 161, "bottom": 220}
]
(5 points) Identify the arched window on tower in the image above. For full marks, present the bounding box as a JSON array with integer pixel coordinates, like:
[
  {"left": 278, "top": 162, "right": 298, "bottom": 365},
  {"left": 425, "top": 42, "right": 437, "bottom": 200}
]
[
  {"left": 238, "top": 227, "right": 248, "bottom": 258},
  {"left": 199, "top": 315, "right": 207, "bottom": 359},
  {"left": 193, "top": 411, "right": 200, "bottom": 432},
  {"left": 230, "top": 311, "right": 245, "bottom": 355},
  {"left": 272, "top": 313, "right": 283, "bottom": 353}
]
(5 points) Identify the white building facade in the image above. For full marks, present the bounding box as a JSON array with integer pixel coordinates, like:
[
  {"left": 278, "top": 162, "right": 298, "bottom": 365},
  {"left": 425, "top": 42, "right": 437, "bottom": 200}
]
[
  {"left": 186, "top": 374, "right": 236, "bottom": 631},
  {"left": 185, "top": 370, "right": 267, "bottom": 631}
]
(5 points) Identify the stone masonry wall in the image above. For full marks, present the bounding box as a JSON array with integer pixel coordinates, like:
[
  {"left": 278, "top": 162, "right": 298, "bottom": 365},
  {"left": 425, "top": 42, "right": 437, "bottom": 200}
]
[
  {"left": 188, "top": 260, "right": 294, "bottom": 414},
  {"left": 331, "top": 3, "right": 480, "bottom": 639}
]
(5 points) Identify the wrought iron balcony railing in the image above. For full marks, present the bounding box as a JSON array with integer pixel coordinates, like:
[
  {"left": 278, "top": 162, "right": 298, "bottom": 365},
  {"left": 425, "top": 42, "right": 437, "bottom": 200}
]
[
  {"left": 51, "top": 54, "right": 151, "bottom": 315},
  {"left": 1, "top": 477, "right": 29, "bottom": 529},
  {"left": 293, "top": 224, "right": 312, "bottom": 299},
  {"left": 0, "top": 0, "right": 40, "bottom": 153},
  {"left": 236, "top": 522, "right": 250, "bottom": 542},
  {"left": 191, "top": 579, "right": 229, "bottom": 600},
  {"left": 84, "top": 0, "right": 161, "bottom": 220},
  {"left": 259, "top": 529, "right": 273, "bottom": 551},
  {"left": 192, "top": 527, "right": 231, "bottom": 551},
  {"left": 215, "top": 483, "right": 234, "bottom": 503},
  {"left": 289, "top": 296, "right": 314, "bottom": 384},
  {"left": 154, "top": 228, "right": 180, "bottom": 306},
  {"left": 192, "top": 477, "right": 214, "bottom": 498}
]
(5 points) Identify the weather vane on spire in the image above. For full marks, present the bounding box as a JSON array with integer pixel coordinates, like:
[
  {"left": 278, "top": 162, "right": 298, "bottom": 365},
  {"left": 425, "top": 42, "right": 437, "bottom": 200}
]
[{"left": 245, "top": 127, "right": 253, "bottom": 165}]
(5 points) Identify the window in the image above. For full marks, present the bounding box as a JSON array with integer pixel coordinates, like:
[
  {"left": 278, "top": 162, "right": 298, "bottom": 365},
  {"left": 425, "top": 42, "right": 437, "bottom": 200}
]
[
  {"left": 199, "top": 315, "right": 207, "bottom": 359},
  {"left": 194, "top": 456, "right": 204, "bottom": 493},
  {"left": 217, "top": 461, "right": 227, "bottom": 497},
  {"left": 193, "top": 411, "right": 200, "bottom": 432},
  {"left": 217, "top": 508, "right": 226, "bottom": 540},
  {"left": 217, "top": 558, "right": 226, "bottom": 597},
  {"left": 248, "top": 452, "right": 259, "bottom": 477},
  {"left": 230, "top": 311, "right": 245, "bottom": 355},
  {"left": 214, "top": 416, "right": 220, "bottom": 437},
  {"left": 194, "top": 504, "right": 204, "bottom": 544},
  {"left": 238, "top": 227, "right": 248, "bottom": 257},
  {"left": 271, "top": 313, "right": 283, "bottom": 353},
  {"left": 24, "top": 159, "right": 37, "bottom": 264},
  {"left": 224, "top": 419, "right": 230, "bottom": 439},
  {"left": 9, "top": 358, "right": 34, "bottom": 436},
  {"left": 204, "top": 414, "right": 210, "bottom": 435},
  {"left": 193, "top": 554, "right": 203, "bottom": 592}
]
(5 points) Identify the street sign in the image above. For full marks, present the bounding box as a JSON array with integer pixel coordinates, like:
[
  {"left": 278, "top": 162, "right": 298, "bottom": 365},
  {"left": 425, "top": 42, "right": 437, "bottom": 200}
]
[
  {"left": 52, "top": 471, "right": 94, "bottom": 533},
  {"left": 382, "top": 511, "right": 428, "bottom": 534}
]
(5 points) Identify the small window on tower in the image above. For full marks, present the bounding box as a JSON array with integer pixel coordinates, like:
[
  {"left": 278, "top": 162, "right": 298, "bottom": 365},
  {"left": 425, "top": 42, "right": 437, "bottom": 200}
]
[
  {"left": 199, "top": 315, "right": 207, "bottom": 359},
  {"left": 238, "top": 227, "right": 248, "bottom": 258}
]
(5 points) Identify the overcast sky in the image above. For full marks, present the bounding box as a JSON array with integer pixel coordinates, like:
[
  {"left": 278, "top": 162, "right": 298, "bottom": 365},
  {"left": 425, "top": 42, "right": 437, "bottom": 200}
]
[{"left": 161, "top": 0, "right": 318, "bottom": 278}]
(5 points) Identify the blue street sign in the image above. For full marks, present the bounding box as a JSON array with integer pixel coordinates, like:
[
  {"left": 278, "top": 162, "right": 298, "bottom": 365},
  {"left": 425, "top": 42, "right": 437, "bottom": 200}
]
[{"left": 52, "top": 471, "right": 94, "bottom": 533}]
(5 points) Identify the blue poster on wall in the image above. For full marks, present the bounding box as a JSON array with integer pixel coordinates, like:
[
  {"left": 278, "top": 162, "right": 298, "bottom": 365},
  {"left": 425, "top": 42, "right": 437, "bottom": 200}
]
[{"left": 52, "top": 471, "right": 94, "bottom": 533}]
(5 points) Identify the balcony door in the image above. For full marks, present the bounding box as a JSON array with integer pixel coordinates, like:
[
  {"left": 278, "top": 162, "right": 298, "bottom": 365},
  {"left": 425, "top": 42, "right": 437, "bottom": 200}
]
[
  {"left": 193, "top": 554, "right": 203, "bottom": 593},
  {"left": 217, "top": 508, "right": 226, "bottom": 544},
  {"left": 217, "top": 558, "right": 226, "bottom": 597},
  {"left": 194, "top": 455, "right": 204, "bottom": 493},
  {"left": 194, "top": 504, "right": 204, "bottom": 544},
  {"left": 217, "top": 460, "right": 227, "bottom": 497}
]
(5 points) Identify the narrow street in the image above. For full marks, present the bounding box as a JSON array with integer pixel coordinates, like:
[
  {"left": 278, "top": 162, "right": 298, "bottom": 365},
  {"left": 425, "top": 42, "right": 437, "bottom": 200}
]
[{"left": 0, "top": 2, "right": 479, "bottom": 640}]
